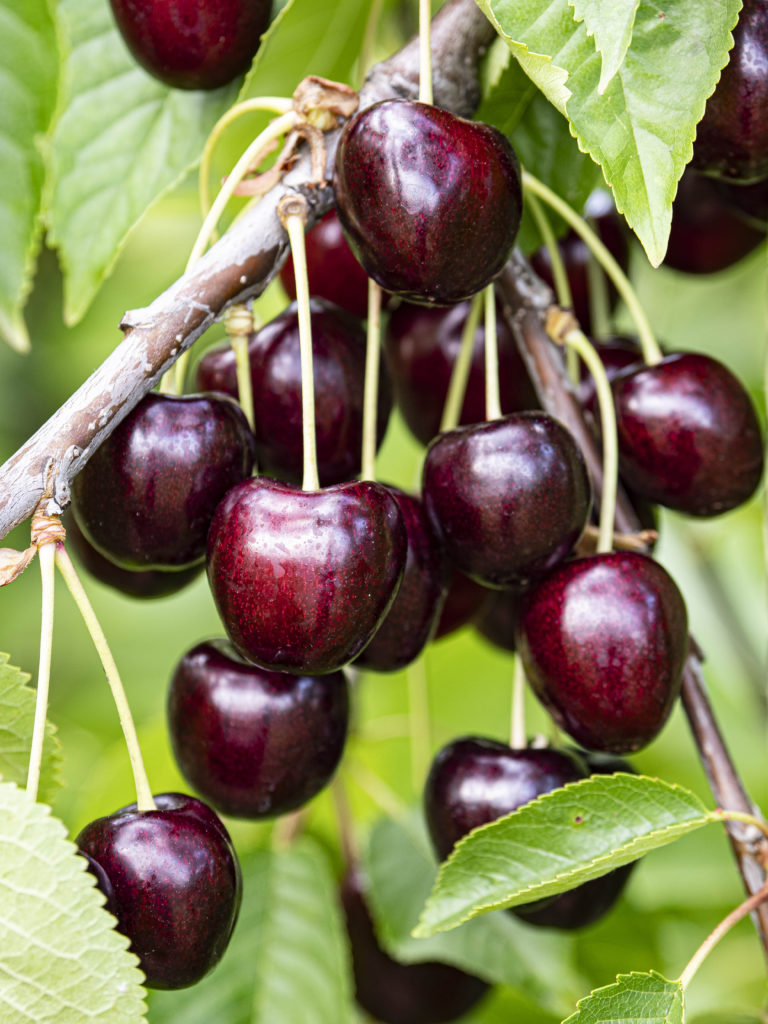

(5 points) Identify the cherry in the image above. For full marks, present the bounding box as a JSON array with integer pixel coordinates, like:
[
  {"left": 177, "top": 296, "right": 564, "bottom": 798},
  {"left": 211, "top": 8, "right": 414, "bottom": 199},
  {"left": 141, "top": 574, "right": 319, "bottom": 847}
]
[
  {"left": 714, "top": 175, "right": 768, "bottom": 228},
  {"left": 168, "top": 639, "right": 348, "bottom": 817},
  {"left": 76, "top": 792, "right": 241, "bottom": 989},
  {"left": 422, "top": 413, "right": 591, "bottom": 586},
  {"left": 109, "top": 0, "right": 272, "bottom": 90},
  {"left": 432, "top": 568, "right": 489, "bottom": 641},
  {"left": 611, "top": 353, "right": 764, "bottom": 516},
  {"left": 340, "top": 869, "right": 489, "bottom": 1024},
  {"left": 334, "top": 99, "right": 523, "bottom": 304},
  {"left": 72, "top": 392, "right": 254, "bottom": 571},
  {"left": 691, "top": 0, "right": 768, "bottom": 183},
  {"left": 576, "top": 335, "right": 644, "bottom": 422},
  {"left": 474, "top": 585, "right": 523, "bottom": 653},
  {"left": 384, "top": 298, "right": 538, "bottom": 446},
  {"left": 515, "top": 551, "right": 688, "bottom": 753},
  {"left": 196, "top": 300, "right": 392, "bottom": 486},
  {"left": 207, "top": 477, "right": 407, "bottom": 674},
  {"left": 278, "top": 210, "right": 374, "bottom": 319},
  {"left": 355, "top": 487, "right": 448, "bottom": 673}
]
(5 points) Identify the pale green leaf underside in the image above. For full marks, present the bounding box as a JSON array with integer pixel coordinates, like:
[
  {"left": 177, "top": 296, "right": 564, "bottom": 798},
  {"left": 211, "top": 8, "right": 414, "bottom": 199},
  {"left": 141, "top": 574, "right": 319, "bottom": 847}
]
[
  {"left": 563, "top": 971, "right": 684, "bottom": 1024},
  {"left": 0, "top": 0, "right": 57, "bottom": 352},
  {"left": 476, "top": 0, "right": 742, "bottom": 265},
  {"left": 0, "top": 781, "right": 146, "bottom": 1023},
  {"left": 416, "top": 775, "right": 711, "bottom": 937},
  {"left": 569, "top": 0, "right": 640, "bottom": 94},
  {"left": 0, "top": 652, "right": 62, "bottom": 805}
]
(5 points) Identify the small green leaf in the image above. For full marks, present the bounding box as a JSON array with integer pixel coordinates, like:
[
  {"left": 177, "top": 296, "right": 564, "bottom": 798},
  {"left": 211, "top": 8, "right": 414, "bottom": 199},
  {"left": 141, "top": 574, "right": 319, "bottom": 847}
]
[
  {"left": 563, "top": 971, "right": 684, "bottom": 1024},
  {"left": 0, "top": 780, "right": 146, "bottom": 1023},
  {"left": 0, "top": 652, "right": 62, "bottom": 804},
  {"left": 0, "top": 0, "right": 57, "bottom": 352},
  {"left": 416, "top": 774, "right": 713, "bottom": 937},
  {"left": 570, "top": 0, "right": 640, "bottom": 94}
]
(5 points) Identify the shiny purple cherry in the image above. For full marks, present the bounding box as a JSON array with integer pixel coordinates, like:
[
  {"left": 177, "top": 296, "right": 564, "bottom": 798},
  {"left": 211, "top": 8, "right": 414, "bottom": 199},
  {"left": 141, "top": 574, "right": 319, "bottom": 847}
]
[
  {"left": 516, "top": 552, "right": 689, "bottom": 753},
  {"left": 207, "top": 477, "right": 407, "bottom": 674},
  {"left": 76, "top": 792, "right": 241, "bottom": 989}
]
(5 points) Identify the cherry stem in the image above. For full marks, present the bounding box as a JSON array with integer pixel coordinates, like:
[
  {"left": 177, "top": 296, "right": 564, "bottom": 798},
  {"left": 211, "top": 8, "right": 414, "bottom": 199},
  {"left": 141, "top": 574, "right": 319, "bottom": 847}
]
[
  {"left": 419, "top": 0, "right": 433, "bottom": 105},
  {"left": 484, "top": 284, "right": 502, "bottom": 421},
  {"left": 586, "top": 251, "right": 612, "bottom": 340},
  {"left": 224, "top": 304, "right": 257, "bottom": 434},
  {"left": 679, "top": 880, "right": 768, "bottom": 991},
  {"left": 522, "top": 171, "right": 664, "bottom": 366},
  {"left": 358, "top": 0, "right": 385, "bottom": 86},
  {"left": 361, "top": 280, "right": 383, "bottom": 482},
  {"left": 510, "top": 655, "right": 527, "bottom": 751},
  {"left": 407, "top": 653, "right": 431, "bottom": 794},
  {"left": 272, "top": 808, "right": 307, "bottom": 850},
  {"left": 25, "top": 542, "right": 55, "bottom": 803},
  {"left": 344, "top": 756, "right": 410, "bottom": 821},
  {"left": 440, "top": 293, "right": 482, "bottom": 433},
  {"left": 713, "top": 809, "right": 768, "bottom": 844},
  {"left": 54, "top": 544, "right": 156, "bottom": 813},
  {"left": 331, "top": 776, "right": 360, "bottom": 868}
]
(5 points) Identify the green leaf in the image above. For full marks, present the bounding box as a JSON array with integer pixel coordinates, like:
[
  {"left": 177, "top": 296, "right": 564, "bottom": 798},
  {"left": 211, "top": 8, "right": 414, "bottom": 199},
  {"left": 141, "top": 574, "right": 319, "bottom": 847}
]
[
  {"left": 563, "top": 971, "right": 684, "bottom": 1024},
  {"left": 365, "top": 815, "right": 585, "bottom": 1015},
  {"left": 570, "top": 0, "right": 640, "bottom": 94},
  {"left": 0, "top": 780, "right": 146, "bottom": 1023},
  {"left": 415, "top": 774, "right": 713, "bottom": 937},
  {"left": 148, "top": 837, "right": 354, "bottom": 1024},
  {"left": 0, "top": 652, "right": 62, "bottom": 804},
  {"left": 0, "top": 0, "right": 57, "bottom": 352},
  {"left": 476, "top": 0, "right": 742, "bottom": 265}
]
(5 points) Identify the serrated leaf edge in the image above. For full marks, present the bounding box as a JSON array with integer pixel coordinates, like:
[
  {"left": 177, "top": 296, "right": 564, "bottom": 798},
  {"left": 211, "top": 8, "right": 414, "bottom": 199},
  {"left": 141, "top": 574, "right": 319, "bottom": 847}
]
[{"left": 562, "top": 969, "right": 683, "bottom": 1024}]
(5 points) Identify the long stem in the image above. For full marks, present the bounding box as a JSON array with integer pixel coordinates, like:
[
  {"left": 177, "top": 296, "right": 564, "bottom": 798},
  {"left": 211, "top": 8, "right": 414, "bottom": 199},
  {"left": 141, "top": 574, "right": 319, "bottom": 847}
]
[
  {"left": 55, "top": 545, "right": 156, "bottom": 812},
  {"left": 419, "top": 0, "right": 433, "bottom": 105},
  {"left": 361, "top": 280, "right": 382, "bottom": 481},
  {"left": 358, "top": 0, "right": 385, "bottom": 86},
  {"left": 440, "top": 294, "right": 482, "bottom": 433},
  {"left": 510, "top": 655, "right": 527, "bottom": 750},
  {"left": 232, "top": 334, "right": 255, "bottom": 434},
  {"left": 407, "top": 653, "right": 431, "bottom": 793},
  {"left": 484, "top": 284, "right": 502, "bottom": 421},
  {"left": 26, "top": 542, "right": 55, "bottom": 802},
  {"left": 522, "top": 171, "right": 664, "bottom": 366}
]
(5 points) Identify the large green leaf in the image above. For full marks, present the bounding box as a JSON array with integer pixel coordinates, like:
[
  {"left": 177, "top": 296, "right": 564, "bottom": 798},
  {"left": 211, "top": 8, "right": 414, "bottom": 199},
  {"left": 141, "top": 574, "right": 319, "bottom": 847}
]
[
  {"left": 570, "top": 0, "right": 640, "bottom": 94},
  {"left": 0, "top": 652, "right": 62, "bottom": 804},
  {"left": 365, "top": 815, "right": 585, "bottom": 1016},
  {"left": 0, "top": 780, "right": 146, "bottom": 1023},
  {"left": 563, "top": 972, "right": 684, "bottom": 1024},
  {"left": 415, "top": 774, "right": 712, "bottom": 937},
  {"left": 476, "top": 0, "right": 742, "bottom": 265},
  {"left": 0, "top": 0, "right": 57, "bottom": 352},
  {"left": 148, "top": 837, "right": 354, "bottom": 1024}
]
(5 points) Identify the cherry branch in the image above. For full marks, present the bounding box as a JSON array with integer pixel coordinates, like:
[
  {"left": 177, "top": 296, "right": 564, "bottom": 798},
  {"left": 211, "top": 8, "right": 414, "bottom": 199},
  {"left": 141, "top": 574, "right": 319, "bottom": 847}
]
[{"left": 0, "top": 0, "right": 494, "bottom": 542}]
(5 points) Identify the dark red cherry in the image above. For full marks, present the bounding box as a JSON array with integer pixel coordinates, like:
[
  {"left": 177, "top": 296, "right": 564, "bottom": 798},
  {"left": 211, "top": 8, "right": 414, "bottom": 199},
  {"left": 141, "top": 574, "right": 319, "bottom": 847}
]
[
  {"left": 109, "top": 0, "right": 271, "bottom": 90},
  {"left": 530, "top": 190, "right": 629, "bottom": 336},
  {"left": 474, "top": 586, "right": 524, "bottom": 652},
  {"left": 76, "top": 792, "right": 241, "bottom": 989},
  {"left": 611, "top": 352, "right": 764, "bottom": 516},
  {"left": 714, "top": 175, "right": 768, "bottom": 228},
  {"left": 355, "top": 487, "right": 448, "bottom": 673},
  {"left": 422, "top": 413, "right": 591, "bottom": 586},
  {"left": 196, "top": 300, "right": 392, "bottom": 486},
  {"left": 64, "top": 511, "right": 202, "bottom": 598},
  {"left": 516, "top": 552, "right": 689, "bottom": 753},
  {"left": 691, "top": 0, "right": 768, "bottom": 183},
  {"left": 207, "top": 477, "right": 407, "bottom": 674},
  {"left": 577, "top": 336, "right": 644, "bottom": 414},
  {"left": 279, "top": 210, "right": 373, "bottom": 319},
  {"left": 334, "top": 99, "right": 523, "bottom": 304},
  {"left": 432, "top": 568, "right": 489, "bottom": 641},
  {"left": 663, "top": 169, "right": 765, "bottom": 273},
  {"left": 168, "top": 639, "right": 348, "bottom": 818},
  {"left": 383, "top": 298, "right": 538, "bottom": 446},
  {"left": 72, "top": 392, "right": 254, "bottom": 571},
  {"left": 341, "top": 869, "right": 489, "bottom": 1024}
]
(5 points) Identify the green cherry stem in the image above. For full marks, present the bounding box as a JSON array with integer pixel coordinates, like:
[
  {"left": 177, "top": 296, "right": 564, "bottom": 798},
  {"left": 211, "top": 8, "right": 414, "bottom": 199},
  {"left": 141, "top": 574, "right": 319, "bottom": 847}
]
[
  {"left": 407, "top": 653, "right": 432, "bottom": 793},
  {"left": 484, "top": 284, "right": 502, "bottom": 421},
  {"left": 224, "top": 303, "right": 257, "bottom": 435},
  {"left": 361, "top": 279, "right": 383, "bottom": 481},
  {"left": 54, "top": 544, "right": 156, "bottom": 812},
  {"left": 679, "top": 881, "right": 768, "bottom": 992},
  {"left": 358, "top": 0, "right": 385, "bottom": 86},
  {"left": 419, "top": 0, "right": 433, "bottom": 105},
  {"left": 510, "top": 655, "right": 527, "bottom": 751},
  {"left": 26, "top": 541, "right": 55, "bottom": 802},
  {"left": 522, "top": 171, "right": 664, "bottom": 366},
  {"left": 712, "top": 808, "right": 768, "bottom": 842},
  {"left": 439, "top": 293, "right": 482, "bottom": 433}
]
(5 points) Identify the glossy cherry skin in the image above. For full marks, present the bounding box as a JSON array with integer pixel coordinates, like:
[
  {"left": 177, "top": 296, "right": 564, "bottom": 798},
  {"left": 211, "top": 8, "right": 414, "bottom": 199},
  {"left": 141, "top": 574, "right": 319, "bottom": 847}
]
[
  {"left": 692, "top": 0, "right": 768, "bottom": 183},
  {"left": 432, "top": 568, "right": 489, "bottom": 641},
  {"left": 516, "top": 552, "right": 689, "bottom": 753},
  {"left": 207, "top": 477, "right": 407, "bottom": 674},
  {"left": 334, "top": 99, "right": 523, "bottom": 304},
  {"left": 612, "top": 353, "right": 764, "bottom": 516},
  {"left": 384, "top": 298, "right": 538, "bottom": 446},
  {"left": 72, "top": 392, "right": 254, "bottom": 571},
  {"left": 422, "top": 413, "right": 591, "bottom": 586},
  {"left": 168, "top": 639, "right": 349, "bottom": 817},
  {"left": 355, "top": 488, "right": 448, "bottom": 672},
  {"left": 341, "top": 870, "right": 489, "bottom": 1024},
  {"left": 196, "top": 300, "right": 392, "bottom": 486},
  {"left": 76, "top": 792, "right": 241, "bottom": 989},
  {"left": 279, "top": 210, "right": 374, "bottom": 319},
  {"left": 109, "top": 0, "right": 271, "bottom": 90}
]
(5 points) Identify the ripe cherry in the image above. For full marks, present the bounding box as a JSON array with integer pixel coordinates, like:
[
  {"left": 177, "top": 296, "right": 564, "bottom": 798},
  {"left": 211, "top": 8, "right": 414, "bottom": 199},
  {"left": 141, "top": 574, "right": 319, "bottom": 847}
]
[{"left": 432, "top": 568, "right": 489, "bottom": 641}]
